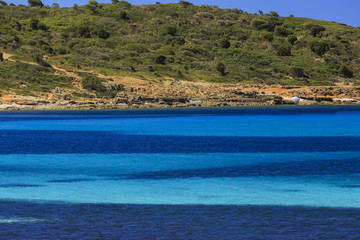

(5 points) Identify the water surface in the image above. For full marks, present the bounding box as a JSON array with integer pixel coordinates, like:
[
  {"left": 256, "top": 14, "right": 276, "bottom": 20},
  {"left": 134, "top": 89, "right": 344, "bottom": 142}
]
[{"left": 1, "top": 106, "right": 360, "bottom": 239}]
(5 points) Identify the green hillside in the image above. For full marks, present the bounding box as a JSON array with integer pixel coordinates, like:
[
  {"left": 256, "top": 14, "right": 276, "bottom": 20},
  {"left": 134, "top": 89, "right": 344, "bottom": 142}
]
[{"left": 0, "top": 0, "right": 359, "bottom": 92}]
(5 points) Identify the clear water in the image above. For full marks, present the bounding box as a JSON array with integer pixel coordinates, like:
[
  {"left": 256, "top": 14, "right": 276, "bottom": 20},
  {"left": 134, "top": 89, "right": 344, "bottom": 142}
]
[{"left": 1, "top": 106, "right": 360, "bottom": 239}]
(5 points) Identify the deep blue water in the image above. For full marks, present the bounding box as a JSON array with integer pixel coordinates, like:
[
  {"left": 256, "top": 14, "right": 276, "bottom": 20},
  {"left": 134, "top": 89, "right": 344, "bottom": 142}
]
[{"left": 1, "top": 106, "right": 360, "bottom": 239}]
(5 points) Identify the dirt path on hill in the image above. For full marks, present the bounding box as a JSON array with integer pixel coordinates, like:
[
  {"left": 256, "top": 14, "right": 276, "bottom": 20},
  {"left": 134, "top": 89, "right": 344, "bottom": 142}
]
[{"left": 3, "top": 52, "right": 84, "bottom": 90}]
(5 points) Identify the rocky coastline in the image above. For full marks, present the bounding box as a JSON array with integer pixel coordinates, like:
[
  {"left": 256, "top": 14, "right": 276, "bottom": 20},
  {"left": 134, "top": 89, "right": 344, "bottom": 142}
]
[{"left": 1, "top": 82, "right": 360, "bottom": 111}]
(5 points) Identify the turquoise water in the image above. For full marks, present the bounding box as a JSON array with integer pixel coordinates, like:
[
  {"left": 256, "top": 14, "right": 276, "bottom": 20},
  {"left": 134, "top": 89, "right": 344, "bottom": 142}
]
[
  {"left": 1, "top": 106, "right": 360, "bottom": 208},
  {"left": 2, "top": 106, "right": 360, "bottom": 239}
]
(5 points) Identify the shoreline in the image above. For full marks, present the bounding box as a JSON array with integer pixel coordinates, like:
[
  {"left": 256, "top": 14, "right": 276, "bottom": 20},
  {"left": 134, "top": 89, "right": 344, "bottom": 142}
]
[{"left": 1, "top": 97, "right": 359, "bottom": 111}]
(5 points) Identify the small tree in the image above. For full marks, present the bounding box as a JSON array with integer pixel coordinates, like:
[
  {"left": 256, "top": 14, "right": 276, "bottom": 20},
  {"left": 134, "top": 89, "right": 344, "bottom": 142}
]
[
  {"left": 155, "top": 55, "right": 166, "bottom": 65},
  {"left": 28, "top": 0, "right": 43, "bottom": 7},
  {"left": 35, "top": 55, "right": 52, "bottom": 68},
  {"left": 310, "top": 25, "right": 325, "bottom": 37},
  {"left": 309, "top": 40, "right": 330, "bottom": 56},
  {"left": 274, "top": 26, "right": 292, "bottom": 37},
  {"left": 270, "top": 11, "right": 279, "bottom": 17},
  {"left": 289, "top": 67, "right": 306, "bottom": 78},
  {"left": 86, "top": 0, "right": 98, "bottom": 14},
  {"left": 180, "top": 1, "right": 193, "bottom": 8},
  {"left": 30, "top": 18, "right": 39, "bottom": 30},
  {"left": 220, "top": 38, "right": 230, "bottom": 48},
  {"left": 276, "top": 45, "right": 291, "bottom": 56},
  {"left": 0, "top": 1, "right": 7, "bottom": 6},
  {"left": 251, "top": 19, "right": 268, "bottom": 30},
  {"left": 97, "top": 28, "right": 110, "bottom": 39},
  {"left": 119, "top": 11, "right": 129, "bottom": 21},
  {"left": 111, "top": 0, "right": 119, "bottom": 4},
  {"left": 0, "top": 52, "right": 3, "bottom": 62},
  {"left": 216, "top": 62, "right": 226, "bottom": 76},
  {"left": 287, "top": 35, "right": 298, "bottom": 45},
  {"left": 52, "top": 3, "right": 59, "bottom": 8},
  {"left": 260, "top": 31, "right": 273, "bottom": 42},
  {"left": 166, "top": 26, "right": 177, "bottom": 36},
  {"left": 340, "top": 64, "right": 353, "bottom": 78}
]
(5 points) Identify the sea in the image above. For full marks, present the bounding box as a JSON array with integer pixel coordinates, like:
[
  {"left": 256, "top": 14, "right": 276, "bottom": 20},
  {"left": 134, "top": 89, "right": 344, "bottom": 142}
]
[{"left": 0, "top": 105, "right": 360, "bottom": 239}]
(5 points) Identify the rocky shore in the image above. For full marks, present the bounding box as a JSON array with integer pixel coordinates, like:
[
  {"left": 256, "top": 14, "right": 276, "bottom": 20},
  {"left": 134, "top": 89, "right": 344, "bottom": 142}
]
[{"left": 1, "top": 80, "right": 360, "bottom": 111}]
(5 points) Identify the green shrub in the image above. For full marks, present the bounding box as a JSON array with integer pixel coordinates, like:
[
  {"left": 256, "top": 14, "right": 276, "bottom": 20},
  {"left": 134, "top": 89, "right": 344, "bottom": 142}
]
[
  {"left": 289, "top": 67, "right": 306, "bottom": 78},
  {"left": 251, "top": 19, "right": 268, "bottom": 30},
  {"left": 82, "top": 75, "right": 106, "bottom": 92},
  {"left": 166, "top": 26, "right": 177, "bottom": 36},
  {"left": 28, "top": 0, "right": 43, "bottom": 7},
  {"left": 30, "top": 19, "right": 39, "bottom": 30},
  {"left": 35, "top": 55, "right": 52, "bottom": 68},
  {"left": 119, "top": 11, "right": 129, "bottom": 21},
  {"left": 216, "top": 62, "right": 226, "bottom": 76},
  {"left": 287, "top": 35, "right": 297, "bottom": 45},
  {"left": 155, "top": 55, "right": 166, "bottom": 64},
  {"left": 274, "top": 26, "right": 292, "bottom": 37},
  {"left": 309, "top": 40, "right": 330, "bottom": 56},
  {"left": 97, "top": 29, "right": 110, "bottom": 39},
  {"left": 180, "top": 1, "right": 193, "bottom": 8},
  {"left": 260, "top": 31, "right": 273, "bottom": 41},
  {"left": 220, "top": 38, "right": 231, "bottom": 48},
  {"left": 276, "top": 45, "right": 291, "bottom": 56},
  {"left": 310, "top": 25, "right": 326, "bottom": 37},
  {"left": 339, "top": 64, "right": 353, "bottom": 78},
  {"left": 270, "top": 11, "right": 279, "bottom": 17},
  {"left": 323, "top": 54, "right": 340, "bottom": 70}
]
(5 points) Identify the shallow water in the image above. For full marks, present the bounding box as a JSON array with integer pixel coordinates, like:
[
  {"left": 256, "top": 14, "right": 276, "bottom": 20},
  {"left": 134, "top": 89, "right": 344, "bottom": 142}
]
[{"left": 1, "top": 106, "right": 360, "bottom": 238}]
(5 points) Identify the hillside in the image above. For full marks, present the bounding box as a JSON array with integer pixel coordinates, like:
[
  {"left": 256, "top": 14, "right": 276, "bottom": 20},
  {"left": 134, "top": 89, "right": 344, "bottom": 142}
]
[{"left": 0, "top": 1, "right": 360, "bottom": 109}]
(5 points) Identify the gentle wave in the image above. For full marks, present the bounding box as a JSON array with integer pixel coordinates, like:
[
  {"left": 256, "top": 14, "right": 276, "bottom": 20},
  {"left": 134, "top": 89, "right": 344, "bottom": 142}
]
[{"left": 0, "top": 217, "right": 49, "bottom": 224}]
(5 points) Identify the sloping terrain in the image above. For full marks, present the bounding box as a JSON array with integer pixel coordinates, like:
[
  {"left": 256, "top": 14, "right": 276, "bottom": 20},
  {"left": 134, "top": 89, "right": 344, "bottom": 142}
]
[{"left": 0, "top": 1, "right": 359, "bottom": 109}]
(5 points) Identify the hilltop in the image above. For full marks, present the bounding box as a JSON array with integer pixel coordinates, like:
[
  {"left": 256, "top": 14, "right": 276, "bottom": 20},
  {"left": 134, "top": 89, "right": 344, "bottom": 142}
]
[{"left": 0, "top": 1, "right": 359, "bottom": 109}]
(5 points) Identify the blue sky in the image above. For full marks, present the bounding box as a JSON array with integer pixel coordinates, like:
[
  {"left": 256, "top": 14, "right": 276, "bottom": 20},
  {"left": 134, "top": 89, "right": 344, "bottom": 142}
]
[{"left": 10, "top": 0, "right": 360, "bottom": 27}]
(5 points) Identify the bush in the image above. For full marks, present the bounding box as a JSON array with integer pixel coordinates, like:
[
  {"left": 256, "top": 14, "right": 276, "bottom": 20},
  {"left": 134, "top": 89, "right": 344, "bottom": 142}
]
[
  {"left": 251, "top": 19, "right": 268, "bottom": 30},
  {"left": 155, "top": 55, "right": 166, "bottom": 64},
  {"left": 276, "top": 45, "right": 291, "bottom": 56},
  {"left": 270, "top": 11, "right": 279, "bottom": 17},
  {"left": 97, "top": 29, "right": 110, "bottom": 39},
  {"left": 260, "top": 31, "right": 273, "bottom": 41},
  {"left": 287, "top": 35, "right": 297, "bottom": 45},
  {"left": 119, "top": 11, "right": 129, "bottom": 21},
  {"left": 0, "top": 52, "right": 3, "bottom": 62},
  {"left": 216, "top": 62, "right": 226, "bottom": 76},
  {"left": 35, "top": 55, "right": 52, "bottom": 68},
  {"left": 30, "top": 18, "right": 39, "bottom": 30},
  {"left": 339, "top": 64, "right": 353, "bottom": 78},
  {"left": 180, "top": 1, "right": 193, "bottom": 8},
  {"left": 289, "top": 67, "right": 306, "bottom": 78},
  {"left": 310, "top": 25, "right": 326, "bottom": 37},
  {"left": 166, "top": 26, "right": 177, "bottom": 36},
  {"left": 220, "top": 38, "right": 230, "bottom": 48},
  {"left": 309, "top": 40, "right": 330, "bottom": 56},
  {"left": 28, "top": 0, "right": 43, "bottom": 7},
  {"left": 82, "top": 75, "right": 106, "bottom": 92},
  {"left": 274, "top": 26, "right": 292, "bottom": 37},
  {"left": 86, "top": 0, "right": 98, "bottom": 14}
]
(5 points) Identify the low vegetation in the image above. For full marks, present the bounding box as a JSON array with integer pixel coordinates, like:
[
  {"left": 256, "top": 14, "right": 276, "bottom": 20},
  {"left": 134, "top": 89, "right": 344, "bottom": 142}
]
[{"left": 0, "top": 0, "right": 359, "bottom": 93}]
